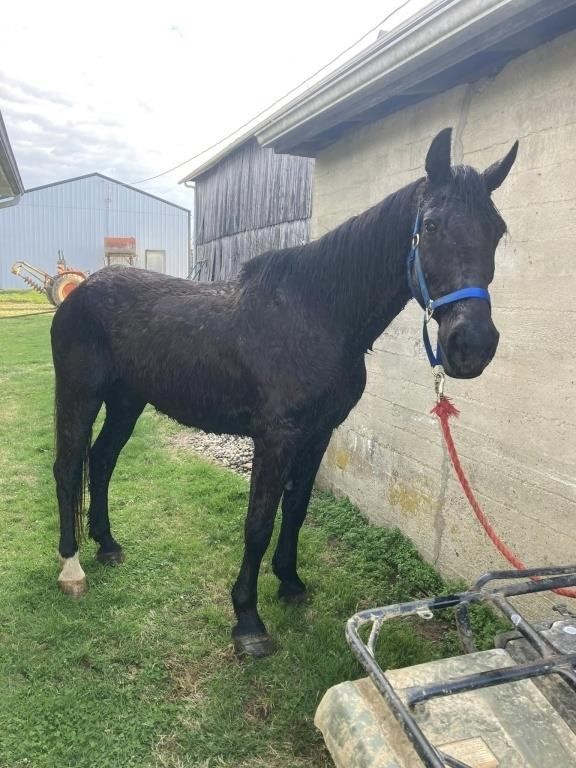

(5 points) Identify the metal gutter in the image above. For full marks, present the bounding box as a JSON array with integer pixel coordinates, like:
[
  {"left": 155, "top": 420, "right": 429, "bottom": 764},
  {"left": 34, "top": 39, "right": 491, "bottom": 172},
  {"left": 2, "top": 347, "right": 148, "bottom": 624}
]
[
  {"left": 177, "top": 3, "right": 450, "bottom": 183},
  {"left": 0, "top": 193, "right": 22, "bottom": 210},
  {"left": 255, "top": 0, "right": 576, "bottom": 154},
  {"left": 0, "top": 111, "right": 24, "bottom": 202},
  {"left": 178, "top": 0, "right": 575, "bottom": 177}
]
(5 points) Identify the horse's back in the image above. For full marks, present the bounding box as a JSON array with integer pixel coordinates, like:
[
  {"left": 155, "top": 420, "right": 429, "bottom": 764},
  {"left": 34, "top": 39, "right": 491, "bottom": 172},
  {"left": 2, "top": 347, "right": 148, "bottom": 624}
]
[
  {"left": 53, "top": 266, "right": 238, "bottom": 335},
  {"left": 51, "top": 267, "right": 260, "bottom": 432},
  {"left": 50, "top": 265, "right": 363, "bottom": 437},
  {"left": 77, "top": 265, "right": 234, "bottom": 311}
]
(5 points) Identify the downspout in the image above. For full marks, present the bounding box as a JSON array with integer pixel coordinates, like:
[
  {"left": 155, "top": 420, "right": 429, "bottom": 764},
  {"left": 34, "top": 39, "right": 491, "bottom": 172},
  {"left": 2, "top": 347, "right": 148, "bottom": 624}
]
[
  {"left": 184, "top": 180, "right": 196, "bottom": 277},
  {"left": 0, "top": 193, "right": 22, "bottom": 209}
]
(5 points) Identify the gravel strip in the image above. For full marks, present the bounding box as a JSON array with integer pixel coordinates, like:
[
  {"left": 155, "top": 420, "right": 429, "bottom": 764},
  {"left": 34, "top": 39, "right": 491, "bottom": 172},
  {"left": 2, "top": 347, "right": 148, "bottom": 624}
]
[{"left": 170, "top": 430, "right": 254, "bottom": 476}]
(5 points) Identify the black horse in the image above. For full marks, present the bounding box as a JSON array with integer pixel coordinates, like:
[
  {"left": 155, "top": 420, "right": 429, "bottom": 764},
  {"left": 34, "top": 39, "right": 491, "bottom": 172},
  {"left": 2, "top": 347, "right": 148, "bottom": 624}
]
[{"left": 52, "top": 128, "right": 518, "bottom": 657}]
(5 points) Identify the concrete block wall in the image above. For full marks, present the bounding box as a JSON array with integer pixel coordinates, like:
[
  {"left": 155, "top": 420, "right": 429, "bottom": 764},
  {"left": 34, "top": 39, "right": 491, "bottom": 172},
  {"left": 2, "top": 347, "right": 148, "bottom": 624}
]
[{"left": 312, "top": 30, "right": 576, "bottom": 611}]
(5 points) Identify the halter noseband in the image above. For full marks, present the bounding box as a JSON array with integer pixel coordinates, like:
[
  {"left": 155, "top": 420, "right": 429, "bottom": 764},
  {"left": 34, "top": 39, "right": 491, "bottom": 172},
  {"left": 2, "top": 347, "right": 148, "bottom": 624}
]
[{"left": 407, "top": 210, "right": 491, "bottom": 368}]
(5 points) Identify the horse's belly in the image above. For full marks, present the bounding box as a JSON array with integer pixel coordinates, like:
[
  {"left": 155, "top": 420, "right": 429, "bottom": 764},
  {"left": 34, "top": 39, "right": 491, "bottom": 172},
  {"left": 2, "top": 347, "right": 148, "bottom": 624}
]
[
  {"left": 142, "top": 379, "right": 257, "bottom": 437},
  {"left": 155, "top": 398, "right": 254, "bottom": 436}
]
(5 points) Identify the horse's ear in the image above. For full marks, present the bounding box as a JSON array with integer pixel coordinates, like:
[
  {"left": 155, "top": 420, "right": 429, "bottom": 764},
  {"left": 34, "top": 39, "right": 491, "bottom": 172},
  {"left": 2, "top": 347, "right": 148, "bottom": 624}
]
[
  {"left": 482, "top": 141, "right": 519, "bottom": 193},
  {"left": 425, "top": 128, "right": 452, "bottom": 185}
]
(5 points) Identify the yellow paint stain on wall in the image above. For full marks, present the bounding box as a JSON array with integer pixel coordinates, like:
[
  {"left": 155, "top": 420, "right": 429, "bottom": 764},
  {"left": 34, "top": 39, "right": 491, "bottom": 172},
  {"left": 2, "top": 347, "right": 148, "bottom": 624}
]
[
  {"left": 334, "top": 449, "right": 350, "bottom": 470},
  {"left": 324, "top": 443, "right": 336, "bottom": 467},
  {"left": 389, "top": 471, "right": 431, "bottom": 516}
]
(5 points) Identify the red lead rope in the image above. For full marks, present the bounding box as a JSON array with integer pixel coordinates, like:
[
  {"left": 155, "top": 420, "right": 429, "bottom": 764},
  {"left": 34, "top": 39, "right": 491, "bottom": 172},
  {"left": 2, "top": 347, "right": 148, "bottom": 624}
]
[{"left": 431, "top": 396, "right": 576, "bottom": 599}]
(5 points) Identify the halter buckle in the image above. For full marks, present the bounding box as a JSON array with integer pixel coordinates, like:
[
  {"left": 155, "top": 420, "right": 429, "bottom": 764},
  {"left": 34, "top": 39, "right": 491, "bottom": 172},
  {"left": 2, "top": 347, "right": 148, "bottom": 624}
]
[
  {"left": 411, "top": 233, "right": 420, "bottom": 249},
  {"left": 425, "top": 301, "right": 434, "bottom": 324}
]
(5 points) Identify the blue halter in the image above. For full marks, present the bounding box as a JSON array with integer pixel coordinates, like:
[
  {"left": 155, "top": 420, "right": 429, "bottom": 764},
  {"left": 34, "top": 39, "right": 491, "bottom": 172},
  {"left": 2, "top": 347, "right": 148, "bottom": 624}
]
[{"left": 407, "top": 211, "right": 491, "bottom": 368}]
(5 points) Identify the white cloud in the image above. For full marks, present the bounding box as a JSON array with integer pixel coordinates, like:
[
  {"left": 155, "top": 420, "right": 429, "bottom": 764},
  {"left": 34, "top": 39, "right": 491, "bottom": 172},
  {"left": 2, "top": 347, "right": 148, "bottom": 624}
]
[{"left": 1, "top": 0, "right": 431, "bottom": 209}]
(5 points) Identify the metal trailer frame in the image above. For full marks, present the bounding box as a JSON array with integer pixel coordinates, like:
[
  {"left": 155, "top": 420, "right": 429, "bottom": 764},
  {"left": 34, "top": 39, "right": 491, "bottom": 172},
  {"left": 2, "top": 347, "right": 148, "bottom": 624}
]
[{"left": 346, "top": 565, "right": 576, "bottom": 768}]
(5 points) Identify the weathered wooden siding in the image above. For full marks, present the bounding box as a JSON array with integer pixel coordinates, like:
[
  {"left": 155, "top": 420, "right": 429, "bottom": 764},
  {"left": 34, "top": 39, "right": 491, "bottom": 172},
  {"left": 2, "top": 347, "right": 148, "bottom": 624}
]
[{"left": 194, "top": 139, "right": 313, "bottom": 281}]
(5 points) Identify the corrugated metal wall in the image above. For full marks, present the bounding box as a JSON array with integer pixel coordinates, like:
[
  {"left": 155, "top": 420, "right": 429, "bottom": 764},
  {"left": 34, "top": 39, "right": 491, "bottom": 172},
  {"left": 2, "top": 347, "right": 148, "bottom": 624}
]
[
  {"left": 195, "top": 139, "right": 314, "bottom": 281},
  {"left": 0, "top": 174, "right": 190, "bottom": 288}
]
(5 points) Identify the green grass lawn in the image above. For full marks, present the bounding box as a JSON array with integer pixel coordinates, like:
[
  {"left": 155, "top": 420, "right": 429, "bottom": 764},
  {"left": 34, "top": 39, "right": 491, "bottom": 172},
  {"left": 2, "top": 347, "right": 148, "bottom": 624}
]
[
  {"left": 0, "top": 288, "right": 54, "bottom": 318},
  {"left": 0, "top": 294, "right": 494, "bottom": 768}
]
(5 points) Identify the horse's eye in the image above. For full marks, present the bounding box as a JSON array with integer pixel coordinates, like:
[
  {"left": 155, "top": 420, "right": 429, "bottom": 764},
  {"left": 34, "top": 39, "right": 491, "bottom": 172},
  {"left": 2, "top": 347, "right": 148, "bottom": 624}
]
[{"left": 424, "top": 220, "right": 438, "bottom": 234}]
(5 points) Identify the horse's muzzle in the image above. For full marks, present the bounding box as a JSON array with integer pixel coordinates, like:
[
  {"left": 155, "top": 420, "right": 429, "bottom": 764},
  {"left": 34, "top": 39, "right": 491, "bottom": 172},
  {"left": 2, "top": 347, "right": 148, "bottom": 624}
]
[{"left": 439, "top": 308, "right": 500, "bottom": 379}]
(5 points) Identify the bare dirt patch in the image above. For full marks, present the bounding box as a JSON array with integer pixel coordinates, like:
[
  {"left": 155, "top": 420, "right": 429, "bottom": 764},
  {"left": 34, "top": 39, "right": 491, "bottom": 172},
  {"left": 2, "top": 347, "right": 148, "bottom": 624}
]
[{"left": 166, "top": 646, "right": 239, "bottom": 704}]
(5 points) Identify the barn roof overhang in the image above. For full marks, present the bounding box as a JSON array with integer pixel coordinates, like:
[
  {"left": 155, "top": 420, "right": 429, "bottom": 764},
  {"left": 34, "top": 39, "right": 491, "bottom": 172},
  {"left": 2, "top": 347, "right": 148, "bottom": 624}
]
[
  {"left": 255, "top": 0, "right": 576, "bottom": 157},
  {"left": 180, "top": 136, "right": 257, "bottom": 184},
  {"left": 0, "top": 111, "right": 24, "bottom": 207}
]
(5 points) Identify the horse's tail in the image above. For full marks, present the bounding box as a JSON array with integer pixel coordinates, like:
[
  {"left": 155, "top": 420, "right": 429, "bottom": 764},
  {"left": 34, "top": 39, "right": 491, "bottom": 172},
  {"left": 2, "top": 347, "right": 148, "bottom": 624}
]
[
  {"left": 52, "top": 300, "right": 94, "bottom": 547},
  {"left": 75, "top": 436, "right": 91, "bottom": 544}
]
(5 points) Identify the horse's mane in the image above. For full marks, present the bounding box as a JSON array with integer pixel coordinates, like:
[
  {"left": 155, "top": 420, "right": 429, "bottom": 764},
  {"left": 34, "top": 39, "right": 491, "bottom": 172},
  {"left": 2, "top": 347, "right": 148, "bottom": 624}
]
[
  {"left": 239, "top": 165, "right": 505, "bottom": 305},
  {"left": 239, "top": 179, "right": 422, "bottom": 298}
]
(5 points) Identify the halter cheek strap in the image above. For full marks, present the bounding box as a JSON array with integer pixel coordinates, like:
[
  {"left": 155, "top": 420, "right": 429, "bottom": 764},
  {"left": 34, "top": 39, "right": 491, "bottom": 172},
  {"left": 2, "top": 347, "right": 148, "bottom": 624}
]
[{"left": 407, "top": 211, "right": 491, "bottom": 368}]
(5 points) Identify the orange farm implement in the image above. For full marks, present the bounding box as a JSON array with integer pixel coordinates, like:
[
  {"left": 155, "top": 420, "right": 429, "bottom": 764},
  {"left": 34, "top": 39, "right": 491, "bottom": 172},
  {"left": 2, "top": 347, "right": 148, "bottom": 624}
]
[{"left": 11, "top": 252, "right": 87, "bottom": 306}]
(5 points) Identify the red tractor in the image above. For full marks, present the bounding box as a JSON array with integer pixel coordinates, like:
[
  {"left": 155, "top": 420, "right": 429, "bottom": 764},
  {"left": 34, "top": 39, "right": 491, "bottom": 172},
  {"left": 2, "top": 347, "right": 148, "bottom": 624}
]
[{"left": 11, "top": 251, "right": 87, "bottom": 306}]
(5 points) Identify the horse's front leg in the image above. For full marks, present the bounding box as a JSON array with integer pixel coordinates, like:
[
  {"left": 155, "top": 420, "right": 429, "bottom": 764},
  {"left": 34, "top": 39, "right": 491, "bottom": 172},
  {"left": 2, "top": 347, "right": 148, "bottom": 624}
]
[
  {"left": 272, "top": 430, "right": 332, "bottom": 603},
  {"left": 231, "top": 435, "right": 296, "bottom": 658}
]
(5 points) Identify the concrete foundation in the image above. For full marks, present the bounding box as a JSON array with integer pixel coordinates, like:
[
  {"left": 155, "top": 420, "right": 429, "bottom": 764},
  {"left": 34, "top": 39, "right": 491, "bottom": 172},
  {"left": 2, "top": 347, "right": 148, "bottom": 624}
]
[{"left": 313, "top": 29, "right": 576, "bottom": 615}]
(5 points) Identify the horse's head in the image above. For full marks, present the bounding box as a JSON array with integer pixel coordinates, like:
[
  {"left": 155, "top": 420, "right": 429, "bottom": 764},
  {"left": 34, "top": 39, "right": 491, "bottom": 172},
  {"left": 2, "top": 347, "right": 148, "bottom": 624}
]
[{"left": 411, "top": 128, "right": 518, "bottom": 379}]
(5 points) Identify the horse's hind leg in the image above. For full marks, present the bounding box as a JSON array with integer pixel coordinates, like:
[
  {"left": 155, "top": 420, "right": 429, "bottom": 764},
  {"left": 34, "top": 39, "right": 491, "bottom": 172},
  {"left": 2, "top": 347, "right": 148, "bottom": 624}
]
[
  {"left": 272, "top": 430, "right": 332, "bottom": 603},
  {"left": 54, "top": 389, "right": 102, "bottom": 596},
  {"left": 88, "top": 382, "right": 145, "bottom": 564},
  {"left": 52, "top": 298, "right": 112, "bottom": 595}
]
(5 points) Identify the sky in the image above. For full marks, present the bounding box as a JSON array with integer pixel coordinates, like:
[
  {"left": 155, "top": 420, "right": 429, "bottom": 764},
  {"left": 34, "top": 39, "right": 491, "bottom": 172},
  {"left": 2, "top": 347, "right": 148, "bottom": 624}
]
[{"left": 1, "top": 0, "right": 431, "bottom": 210}]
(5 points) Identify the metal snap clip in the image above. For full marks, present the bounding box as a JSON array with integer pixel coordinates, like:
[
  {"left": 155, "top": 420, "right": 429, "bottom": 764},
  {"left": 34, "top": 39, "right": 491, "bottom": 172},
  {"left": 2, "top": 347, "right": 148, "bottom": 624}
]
[{"left": 433, "top": 366, "right": 445, "bottom": 402}]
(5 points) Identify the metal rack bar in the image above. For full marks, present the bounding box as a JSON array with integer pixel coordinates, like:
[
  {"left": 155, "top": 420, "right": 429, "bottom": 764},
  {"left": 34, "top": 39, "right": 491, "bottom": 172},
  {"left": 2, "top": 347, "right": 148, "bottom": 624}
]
[
  {"left": 346, "top": 565, "right": 576, "bottom": 768},
  {"left": 404, "top": 653, "right": 576, "bottom": 707}
]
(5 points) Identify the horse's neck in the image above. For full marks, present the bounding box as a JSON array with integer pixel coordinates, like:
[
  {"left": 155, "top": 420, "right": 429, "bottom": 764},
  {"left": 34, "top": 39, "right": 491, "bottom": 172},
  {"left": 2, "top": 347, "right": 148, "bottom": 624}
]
[{"left": 305, "top": 192, "right": 415, "bottom": 351}]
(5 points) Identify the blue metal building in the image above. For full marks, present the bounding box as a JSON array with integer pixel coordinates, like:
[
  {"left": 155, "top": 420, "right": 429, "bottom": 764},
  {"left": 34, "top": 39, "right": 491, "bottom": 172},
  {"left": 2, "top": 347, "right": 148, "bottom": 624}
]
[{"left": 0, "top": 173, "right": 190, "bottom": 289}]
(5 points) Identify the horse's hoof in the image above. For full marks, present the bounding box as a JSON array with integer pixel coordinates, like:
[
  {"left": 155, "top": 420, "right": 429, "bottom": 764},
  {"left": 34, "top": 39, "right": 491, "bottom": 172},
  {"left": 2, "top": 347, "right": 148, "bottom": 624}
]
[
  {"left": 96, "top": 549, "right": 124, "bottom": 566},
  {"left": 278, "top": 581, "right": 309, "bottom": 604},
  {"left": 58, "top": 552, "right": 87, "bottom": 597},
  {"left": 280, "top": 589, "right": 308, "bottom": 605},
  {"left": 58, "top": 575, "right": 87, "bottom": 597},
  {"left": 233, "top": 633, "right": 276, "bottom": 658}
]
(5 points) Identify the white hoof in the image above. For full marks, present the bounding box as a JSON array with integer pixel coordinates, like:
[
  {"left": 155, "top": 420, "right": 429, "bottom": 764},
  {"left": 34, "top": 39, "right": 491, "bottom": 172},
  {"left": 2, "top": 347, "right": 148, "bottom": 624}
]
[{"left": 58, "top": 552, "right": 87, "bottom": 597}]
